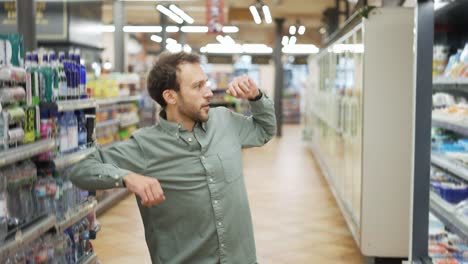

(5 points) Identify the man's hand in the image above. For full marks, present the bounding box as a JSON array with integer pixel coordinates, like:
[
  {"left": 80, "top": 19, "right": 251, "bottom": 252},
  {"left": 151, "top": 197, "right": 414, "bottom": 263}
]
[
  {"left": 123, "top": 173, "right": 165, "bottom": 207},
  {"left": 227, "top": 74, "right": 260, "bottom": 100}
]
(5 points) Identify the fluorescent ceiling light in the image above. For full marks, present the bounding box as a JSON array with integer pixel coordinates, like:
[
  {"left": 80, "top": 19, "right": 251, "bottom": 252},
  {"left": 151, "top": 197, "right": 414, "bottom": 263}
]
[
  {"left": 434, "top": 1, "right": 449, "bottom": 10},
  {"left": 282, "top": 36, "right": 289, "bottom": 46},
  {"left": 183, "top": 44, "right": 192, "bottom": 53},
  {"left": 242, "top": 44, "right": 272, "bottom": 54},
  {"left": 289, "top": 36, "right": 297, "bottom": 45},
  {"left": 224, "top": 36, "right": 235, "bottom": 45},
  {"left": 216, "top": 35, "right": 225, "bottom": 44},
  {"left": 150, "top": 35, "right": 162, "bottom": 43},
  {"left": 262, "top": 5, "right": 272, "bottom": 24},
  {"left": 123, "top": 26, "right": 162, "bottom": 33},
  {"left": 222, "top": 26, "right": 239, "bottom": 33},
  {"left": 298, "top": 25, "right": 305, "bottom": 35},
  {"left": 169, "top": 4, "right": 195, "bottom": 24},
  {"left": 200, "top": 47, "right": 207, "bottom": 53},
  {"left": 165, "top": 26, "right": 180, "bottom": 32},
  {"left": 282, "top": 44, "right": 319, "bottom": 54},
  {"left": 166, "top": 38, "right": 177, "bottom": 44},
  {"left": 249, "top": 5, "right": 262, "bottom": 24},
  {"left": 103, "top": 62, "right": 112, "bottom": 70},
  {"left": 181, "top": 26, "right": 208, "bottom": 32},
  {"left": 156, "top": 5, "right": 184, "bottom": 24},
  {"left": 204, "top": 43, "right": 243, "bottom": 54},
  {"left": 99, "top": 25, "right": 115, "bottom": 32},
  {"left": 289, "top": 25, "right": 296, "bottom": 35},
  {"left": 167, "top": 43, "right": 182, "bottom": 53}
]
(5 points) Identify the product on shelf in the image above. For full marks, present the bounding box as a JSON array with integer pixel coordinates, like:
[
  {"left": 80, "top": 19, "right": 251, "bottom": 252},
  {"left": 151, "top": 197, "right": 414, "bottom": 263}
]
[
  {"left": 0, "top": 34, "right": 24, "bottom": 67},
  {"left": 88, "top": 72, "right": 140, "bottom": 99},
  {"left": 430, "top": 167, "right": 468, "bottom": 204},
  {"left": 429, "top": 213, "right": 468, "bottom": 263}
]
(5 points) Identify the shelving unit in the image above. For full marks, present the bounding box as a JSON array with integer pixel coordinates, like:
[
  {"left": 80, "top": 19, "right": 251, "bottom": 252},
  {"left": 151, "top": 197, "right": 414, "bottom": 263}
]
[
  {"left": 430, "top": 193, "right": 468, "bottom": 240},
  {"left": 431, "top": 154, "right": 468, "bottom": 182},
  {"left": 0, "top": 139, "right": 55, "bottom": 168},
  {"left": 96, "top": 118, "right": 120, "bottom": 129},
  {"left": 0, "top": 216, "right": 57, "bottom": 260}
]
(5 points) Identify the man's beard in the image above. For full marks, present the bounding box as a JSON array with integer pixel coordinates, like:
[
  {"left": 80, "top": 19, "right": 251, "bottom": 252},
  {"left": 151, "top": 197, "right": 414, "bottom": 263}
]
[{"left": 178, "top": 98, "right": 209, "bottom": 123}]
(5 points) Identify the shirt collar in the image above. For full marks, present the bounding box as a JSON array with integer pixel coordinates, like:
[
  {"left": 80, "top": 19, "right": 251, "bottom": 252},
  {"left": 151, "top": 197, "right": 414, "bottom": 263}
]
[{"left": 158, "top": 110, "right": 207, "bottom": 136}]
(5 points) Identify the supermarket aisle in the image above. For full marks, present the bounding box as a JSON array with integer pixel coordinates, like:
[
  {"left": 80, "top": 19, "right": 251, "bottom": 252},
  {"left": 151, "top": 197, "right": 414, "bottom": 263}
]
[{"left": 93, "top": 125, "right": 364, "bottom": 264}]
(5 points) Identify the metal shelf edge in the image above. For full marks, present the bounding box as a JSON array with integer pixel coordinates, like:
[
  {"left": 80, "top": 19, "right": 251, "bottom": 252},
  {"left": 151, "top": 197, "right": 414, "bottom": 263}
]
[
  {"left": 57, "top": 200, "right": 98, "bottom": 233},
  {"left": 431, "top": 154, "right": 468, "bottom": 182},
  {"left": 96, "top": 189, "right": 129, "bottom": 216},
  {"left": 432, "top": 118, "right": 468, "bottom": 137},
  {"left": 77, "top": 252, "right": 98, "bottom": 264},
  {"left": 57, "top": 99, "right": 97, "bottom": 112},
  {"left": 96, "top": 119, "right": 120, "bottom": 129},
  {"left": 0, "top": 139, "right": 56, "bottom": 168},
  {"left": 430, "top": 193, "right": 468, "bottom": 240},
  {"left": 0, "top": 215, "right": 57, "bottom": 259},
  {"left": 120, "top": 119, "right": 140, "bottom": 128},
  {"left": 53, "top": 147, "right": 96, "bottom": 170},
  {"left": 95, "top": 95, "right": 142, "bottom": 106}
]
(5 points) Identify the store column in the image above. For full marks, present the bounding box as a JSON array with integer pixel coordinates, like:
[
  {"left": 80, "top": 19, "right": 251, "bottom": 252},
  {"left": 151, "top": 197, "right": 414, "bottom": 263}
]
[
  {"left": 410, "top": 0, "right": 434, "bottom": 261},
  {"left": 16, "top": 0, "right": 37, "bottom": 51},
  {"left": 161, "top": 15, "right": 167, "bottom": 51},
  {"left": 274, "top": 18, "right": 285, "bottom": 137},
  {"left": 114, "top": 0, "right": 125, "bottom": 72}
]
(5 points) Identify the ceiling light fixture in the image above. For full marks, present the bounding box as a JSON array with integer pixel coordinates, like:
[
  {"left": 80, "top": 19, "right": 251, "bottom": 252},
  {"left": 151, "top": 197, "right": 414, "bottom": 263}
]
[
  {"left": 123, "top": 26, "right": 162, "bottom": 32},
  {"left": 169, "top": 4, "right": 195, "bottom": 24},
  {"left": 181, "top": 26, "right": 208, "bottom": 32},
  {"left": 166, "top": 38, "right": 177, "bottom": 44},
  {"left": 289, "top": 36, "right": 297, "bottom": 45},
  {"left": 281, "top": 36, "right": 289, "bottom": 46},
  {"left": 282, "top": 44, "right": 319, "bottom": 54},
  {"left": 298, "top": 25, "right": 305, "bottom": 35},
  {"left": 222, "top": 26, "right": 239, "bottom": 33},
  {"left": 156, "top": 5, "right": 184, "bottom": 24},
  {"left": 166, "top": 26, "right": 180, "bottom": 32},
  {"left": 262, "top": 5, "right": 272, "bottom": 24},
  {"left": 249, "top": 5, "right": 262, "bottom": 24},
  {"left": 150, "top": 35, "right": 162, "bottom": 43},
  {"left": 289, "top": 25, "right": 296, "bottom": 35},
  {"left": 249, "top": 0, "right": 272, "bottom": 25}
]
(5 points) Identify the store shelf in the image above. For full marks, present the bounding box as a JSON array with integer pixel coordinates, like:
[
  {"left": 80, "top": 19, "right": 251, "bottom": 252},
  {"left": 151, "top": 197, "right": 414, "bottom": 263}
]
[
  {"left": 57, "top": 99, "right": 97, "bottom": 112},
  {"left": 0, "top": 216, "right": 57, "bottom": 260},
  {"left": 120, "top": 119, "right": 139, "bottom": 128},
  {"left": 77, "top": 252, "right": 98, "bottom": 264},
  {"left": 96, "top": 118, "right": 120, "bottom": 129},
  {"left": 96, "top": 189, "right": 129, "bottom": 216},
  {"left": 432, "top": 118, "right": 468, "bottom": 137},
  {"left": 430, "top": 192, "right": 468, "bottom": 240},
  {"left": 95, "top": 95, "right": 142, "bottom": 106},
  {"left": 0, "top": 139, "right": 55, "bottom": 168},
  {"left": 53, "top": 147, "right": 95, "bottom": 170},
  {"left": 431, "top": 154, "right": 468, "bottom": 182},
  {"left": 57, "top": 199, "right": 97, "bottom": 233},
  {"left": 433, "top": 77, "right": 468, "bottom": 85}
]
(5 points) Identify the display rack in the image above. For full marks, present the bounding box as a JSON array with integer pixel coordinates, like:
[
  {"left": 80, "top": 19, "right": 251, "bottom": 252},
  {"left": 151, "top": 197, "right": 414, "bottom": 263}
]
[
  {"left": 53, "top": 147, "right": 96, "bottom": 170},
  {"left": 0, "top": 216, "right": 57, "bottom": 260},
  {"left": 95, "top": 95, "right": 141, "bottom": 106},
  {"left": 0, "top": 138, "right": 55, "bottom": 168},
  {"left": 430, "top": 193, "right": 468, "bottom": 240},
  {"left": 56, "top": 199, "right": 98, "bottom": 233},
  {"left": 120, "top": 119, "right": 139, "bottom": 128},
  {"left": 431, "top": 154, "right": 468, "bottom": 182}
]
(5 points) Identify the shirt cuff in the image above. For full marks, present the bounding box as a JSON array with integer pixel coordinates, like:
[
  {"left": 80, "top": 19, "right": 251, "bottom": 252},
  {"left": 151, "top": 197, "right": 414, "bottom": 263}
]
[
  {"left": 98, "top": 167, "right": 131, "bottom": 188},
  {"left": 249, "top": 91, "right": 273, "bottom": 112}
]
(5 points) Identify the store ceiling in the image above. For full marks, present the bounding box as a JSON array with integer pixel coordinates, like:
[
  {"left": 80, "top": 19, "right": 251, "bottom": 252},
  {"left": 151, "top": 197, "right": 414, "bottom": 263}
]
[{"left": 101, "top": 0, "right": 337, "bottom": 52}]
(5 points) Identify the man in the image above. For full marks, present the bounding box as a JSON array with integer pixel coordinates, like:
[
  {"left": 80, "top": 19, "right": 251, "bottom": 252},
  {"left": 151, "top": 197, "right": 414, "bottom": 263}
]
[{"left": 70, "top": 51, "right": 277, "bottom": 264}]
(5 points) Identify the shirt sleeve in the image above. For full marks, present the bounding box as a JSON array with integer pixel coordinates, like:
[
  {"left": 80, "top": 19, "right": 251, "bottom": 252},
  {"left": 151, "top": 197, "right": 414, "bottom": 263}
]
[
  {"left": 226, "top": 92, "right": 277, "bottom": 148},
  {"left": 69, "top": 135, "right": 146, "bottom": 190}
]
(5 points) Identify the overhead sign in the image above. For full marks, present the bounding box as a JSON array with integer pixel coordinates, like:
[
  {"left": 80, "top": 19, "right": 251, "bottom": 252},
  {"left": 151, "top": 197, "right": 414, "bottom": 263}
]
[
  {"left": 0, "top": 1, "right": 67, "bottom": 40},
  {"left": 206, "top": 0, "right": 224, "bottom": 33},
  {"left": 207, "top": 55, "right": 233, "bottom": 64}
]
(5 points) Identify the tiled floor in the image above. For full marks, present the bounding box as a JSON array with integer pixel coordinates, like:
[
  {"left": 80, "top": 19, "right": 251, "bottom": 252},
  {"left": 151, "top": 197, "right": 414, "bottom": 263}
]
[{"left": 92, "top": 125, "right": 364, "bottom": 263}]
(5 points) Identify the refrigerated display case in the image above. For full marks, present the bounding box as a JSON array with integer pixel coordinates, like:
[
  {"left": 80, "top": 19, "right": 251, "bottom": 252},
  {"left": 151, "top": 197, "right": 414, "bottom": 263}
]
[{"left": 304, "top": 7, "right": 416, "bottom": 259}]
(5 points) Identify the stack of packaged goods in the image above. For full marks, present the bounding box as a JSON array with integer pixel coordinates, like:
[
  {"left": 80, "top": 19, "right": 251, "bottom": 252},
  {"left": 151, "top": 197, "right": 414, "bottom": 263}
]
[
  {"left": 429, "top": 213, "right": 468, "bottom": 264},
  {"left": 0, "top": 34, "right": 100, "bottom": 262},
  {"left": 117, "top": 103, "right": 139, "bottom": 141},
  {"left": 434, "top": 43, "right": 468, "bottom": 80}
]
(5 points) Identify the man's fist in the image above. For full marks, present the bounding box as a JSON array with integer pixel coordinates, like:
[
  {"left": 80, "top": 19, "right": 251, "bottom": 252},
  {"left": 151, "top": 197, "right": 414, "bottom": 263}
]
[
  {"left": 123, "top": 173, "right": 165, "bottom": 207},
  {"left": 227, "top": 74, "right": 260, "bottom": 100}
]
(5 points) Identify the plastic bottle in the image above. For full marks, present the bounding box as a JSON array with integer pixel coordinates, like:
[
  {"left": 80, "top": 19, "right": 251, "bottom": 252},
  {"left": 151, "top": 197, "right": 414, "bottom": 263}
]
[
  {"left": 38, "top": 109, "right": 52, "bottom": 161},
  {"left": 58, "top": 52, "right": 68, "bottom": 100},
  {"left": 48, "top": 52, "right": 60, "bottom": 101},
  {"left": 67, "top": 112, "right": 78, "bottom": 152},
  {"left": 74, "top": 49, "right": 86, "bottom": 98},
  {"left": 21, "top": 160, "right": 37, "bottom": 222},
  {"left": 34, "top": 176, "right": 47, "bottom": 215},
  {"left": 45, "top": 169, "right": 57, "bottom": 215},
  {"left": 26, "top": 52, "right": 40, "bottom": 106},
  {"left": 77, "top": 110, "right": 87, "bottom": 149},
  {"left": 59, "top": 113, "right": 68, "bottom": 153},
  {"left": 0, "top": 172, "right": 8, "bottom": 244}
]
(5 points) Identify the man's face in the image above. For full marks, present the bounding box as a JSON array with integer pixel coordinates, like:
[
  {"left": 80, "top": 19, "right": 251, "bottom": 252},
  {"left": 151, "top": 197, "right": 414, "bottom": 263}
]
[{"left": 175, "top": 63, "right": 213, "bottom": 123}]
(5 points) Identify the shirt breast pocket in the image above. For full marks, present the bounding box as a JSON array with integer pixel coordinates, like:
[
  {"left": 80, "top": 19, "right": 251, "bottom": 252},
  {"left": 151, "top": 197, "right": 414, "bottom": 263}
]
[{"left": 217, "top": 148, "right": 243, "bottom": 183}]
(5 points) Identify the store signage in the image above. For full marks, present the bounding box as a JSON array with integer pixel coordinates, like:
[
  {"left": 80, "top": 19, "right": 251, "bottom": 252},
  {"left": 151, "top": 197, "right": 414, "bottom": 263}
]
[
  {"left": 293, "top": 56, "right": 308, "bottom": 65},
  {"left": 252, "top": 56, "right": 271, "bottom": 65},
  {"left": 206, "top": 0, "right": 224, "bottom": 33},
  {"left": 0, "top": 1, "right": 67, "bottom": 40},
  {"left": 207, "top": 55, "right": 233, "bottom": 64}
]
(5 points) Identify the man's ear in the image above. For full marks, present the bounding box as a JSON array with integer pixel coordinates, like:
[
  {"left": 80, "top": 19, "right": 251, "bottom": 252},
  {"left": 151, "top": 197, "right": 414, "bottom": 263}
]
[{"left": 163, "top": 90, "right": 177, "bottom": 105}]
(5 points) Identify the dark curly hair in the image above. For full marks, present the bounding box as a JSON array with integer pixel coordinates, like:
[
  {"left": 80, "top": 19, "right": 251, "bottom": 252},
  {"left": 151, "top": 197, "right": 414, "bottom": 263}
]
[{"left": 147, "top": 51, "right": 201, "bottom": 108}]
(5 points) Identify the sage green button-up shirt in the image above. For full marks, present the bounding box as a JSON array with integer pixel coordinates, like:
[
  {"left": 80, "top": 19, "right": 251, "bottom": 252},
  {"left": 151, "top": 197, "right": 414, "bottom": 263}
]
[{"left": 70, "top": 94, "right": 276, "bottom": 264}]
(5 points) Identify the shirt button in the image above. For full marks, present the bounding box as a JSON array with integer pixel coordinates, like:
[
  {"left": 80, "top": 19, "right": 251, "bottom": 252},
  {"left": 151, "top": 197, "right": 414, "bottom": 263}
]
[
  {"left": 188, "top": 138, "right": 192, "bottom": 142},
  {"left": 218, "top": 222, "right": 222, "bottom": 226},
  {"left": 209, "top": 178, "right": 214, "bottom": 182},
  {"left": 98, "top": 175, "right": 102, "bottom": 178},
  {"left": 214, "top": 200, "right": 218, "bottom": 204},
  {"left": 175, "top": 133, "right": 179, "bottom": 137},
  {"left": 115, "top": 182, "right": 119, "bottom": 187},
  {"left": 201, "top": 156, "right": 206, "bottom": 160},
  {"left": 221, "top": 243, "right": 225, "bottom": 247}
]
